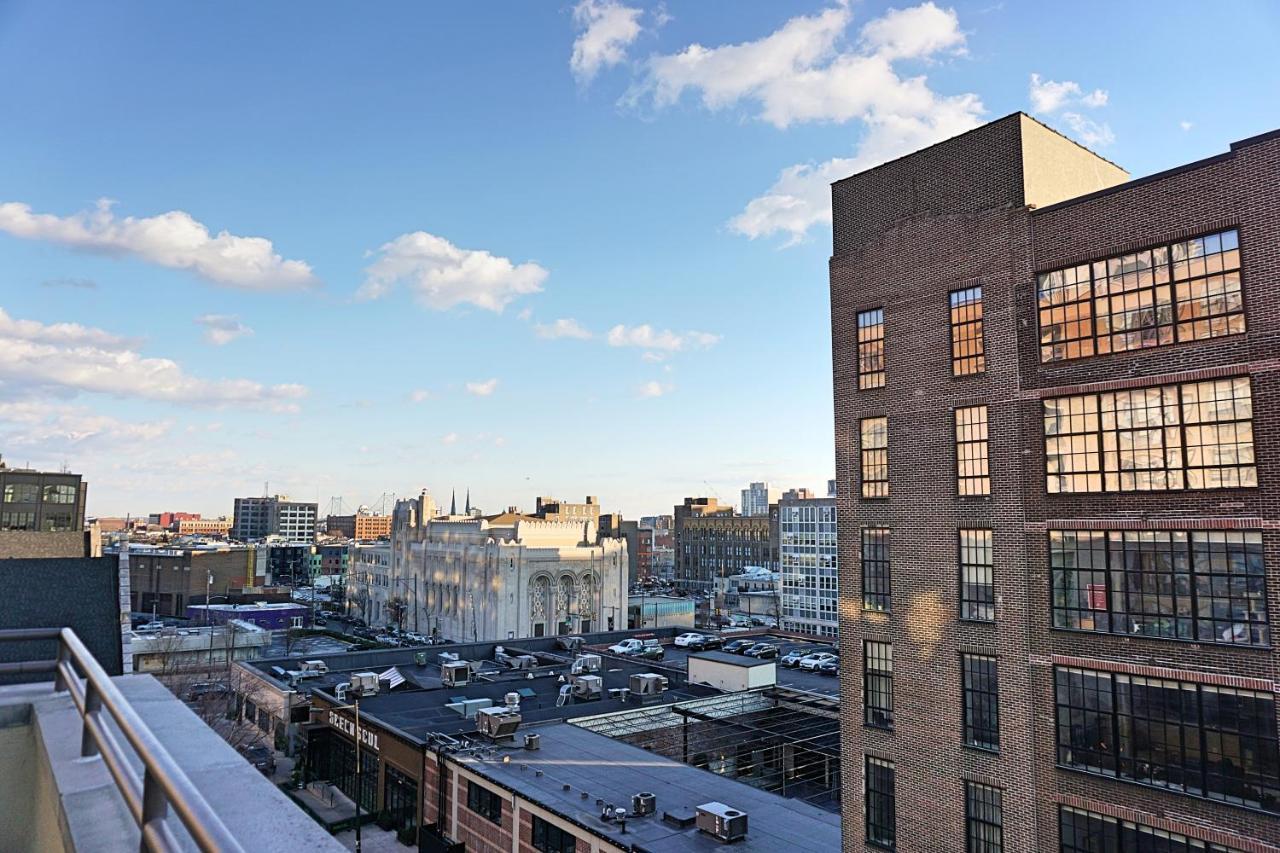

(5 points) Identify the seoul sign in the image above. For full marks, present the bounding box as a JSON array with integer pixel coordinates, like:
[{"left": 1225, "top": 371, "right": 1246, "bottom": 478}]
[{"left": 329, "top": 710, "right": 379, "bottom": 751}]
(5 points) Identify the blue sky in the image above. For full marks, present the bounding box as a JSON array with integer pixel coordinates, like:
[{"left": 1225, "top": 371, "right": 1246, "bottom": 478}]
[{"left": 1, "top": 0, "right": 1277, "bottom": 519}]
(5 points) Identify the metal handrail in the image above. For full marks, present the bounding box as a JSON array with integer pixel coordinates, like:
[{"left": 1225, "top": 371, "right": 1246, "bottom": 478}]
[{"left": 0, "top": 627, "right": 245, "bottom": 853}]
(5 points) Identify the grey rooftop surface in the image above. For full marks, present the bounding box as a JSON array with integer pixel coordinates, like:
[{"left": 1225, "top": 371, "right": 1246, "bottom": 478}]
[
  {"left": 687, "top": 650, "right": 774, "bottom": 667},
  {"left": 456, "top": 722, "right": 842, "bottom": 852},
  {"left": 0, "top": 674, "right": 342, "bottom": 852}
]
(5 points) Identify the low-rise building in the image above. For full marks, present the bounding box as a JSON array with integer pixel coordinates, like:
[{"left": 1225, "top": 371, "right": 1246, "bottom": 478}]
[
  {"left": 176, "top": 517, "right": 232, "bottom": 536},
  {"left": 325, "top": 510, "right": 391, "bottom": 540},
  {"left": 187, "top": 601, "right": 311, "bottom": 630},
  {"left": 125, "top": 545, "right": 261, "bottom": 617},
  {"left": 128, "top": 619, "right": 271, "bottom": 673}
]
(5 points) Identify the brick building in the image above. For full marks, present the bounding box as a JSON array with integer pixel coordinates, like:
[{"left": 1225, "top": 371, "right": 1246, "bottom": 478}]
[
  {"left": 675, "top": 501, "right": 778, "bottom": 595},
  {"left": 831, "top": 113, "right": 1279, "bottom": 851},
  {"left": 325, "top": 511, "right": 391, "bottom": 540}
]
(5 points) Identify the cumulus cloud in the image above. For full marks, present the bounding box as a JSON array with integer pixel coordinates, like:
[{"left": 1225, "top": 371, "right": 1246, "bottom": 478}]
[
  {"left": 1028, "top": 73, "right": 1112, "bottom": 147},
  {"left": 195, "top": 313, "right": 253, "bottom": 346},
  {"left": 0, "top": 199, "right": 316, "bottom": 290},
  {"left": 0, "top": 401, "right": 171, "bottom": 450},
  {"left": 651, "top": 2, "right": 984, "bottom": 243},
  {"left": 358, "top": 231, "right": 546, "bottom": 312},
  {"left": 1180, "top": 120, "right": 1193, "bottom": 132},
  {"left": 0, "top": 308, "right": 307, "bottom": 411},
  {"left": 409, "top": 389, "right": 431, "bottom": 403},
  {"left": 441, "top": 432, "right": 459, "bottom": 445},
  {"left": 535, "top": 317, "right": 594, "bottom": 340},
  {"left": 626, "top": 2, "right": 969, "bottom": 129},
  {"left": 606, "top": 324, "right": 720, "bottom": 352},
  {"left": 637, "top": 380, "right": 673, "bottom": 398},
  {"left": 465, "top": 378, "right": 499, "bottom": 397},
  {"left": 571, "top": 0, "right": 643, "bottom": 83}
]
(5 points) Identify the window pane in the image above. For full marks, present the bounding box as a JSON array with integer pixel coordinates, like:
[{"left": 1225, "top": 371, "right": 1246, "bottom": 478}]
[
  {"left": 861, "top": 417, "right": 889, "bottom": 498},
  {"left": 963, "top": 654, "right": 1000, "bottom": 750},
  {"left": 950, "top": 286, "right": 986, "bottom": 376},
  {"left": 862, "top": 529, "right": 891, "bottom": 612},
  {"left": 960, "top": 529, "right": 994, "bottom": 621},
  {"left": 858, "top": 309, "right": 886, "bottom": 389},
  {"left": 956, "top": 406, "right": 991, "bottom": 496},
  {"left": 865, "top": 757, "right": 896, "bottom": 849},
  {"left": 965, "top": 782, "right": 1003, "bottom": 853},
  {"left": 864, "top": 641, "right": 893, "bottom": 728}
]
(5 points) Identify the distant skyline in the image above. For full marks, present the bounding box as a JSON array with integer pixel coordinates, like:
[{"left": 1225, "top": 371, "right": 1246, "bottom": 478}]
[{"left": 1, "top": 1, "right": 1277, "bottom": 518}]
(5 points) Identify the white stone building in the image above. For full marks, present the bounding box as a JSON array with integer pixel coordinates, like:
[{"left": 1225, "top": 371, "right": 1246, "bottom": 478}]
[
  {"left": 348, "top": 542, "right": 391, "bottom": 624},
  {"left": 778, "top": 493, "right": 838, "bottom": 638},
  {"left": 390, "top": 491, "right": 627, "bottom": 641}
]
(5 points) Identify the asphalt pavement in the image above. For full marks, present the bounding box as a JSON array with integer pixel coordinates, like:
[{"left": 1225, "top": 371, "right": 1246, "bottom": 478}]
[{"left": 643, "top": 635, "right": 841, "bottom": 698}]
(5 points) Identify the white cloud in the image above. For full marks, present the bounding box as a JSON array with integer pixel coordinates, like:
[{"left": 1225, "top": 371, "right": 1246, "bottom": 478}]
[
  {"left": 441, "top": 432, "right": 459, "bottom": 445},
  {"left": 409, "top": 389, "right": 431, "bottom": 403},
  {"left": 1028, "top": 73, "right": 1107, "bottom": 113},
  {"left": 1027, "top": 73, "right": 1112, "bottom": 148},
  {"left": 493, "top": 436, "right": 507, "bottom": 447},
  {"left": 1180, "top": 120, "right": 1193, "bottom": 132},
  {"left": 0, "top": 401, "right": 172, "bottom": 450},
  {"left": 627, "top": 2, "right": 969, "bottom": 129},
  {"left": 571, "top": 0, "right": 643, "bottom": 83},
  {"left": 358, "top": 231, "right": 546, "bottom": 312},
  {"left": 535, "top": 317, "right": 594, "bottom": 340},
  {"left": 729, "top": 95, "right": 982, "bottom": 243},
  {"left": 0, "top": 308, "right": 307, "bottom": 411},
  {"left": 465, "top": 378, "right": 499, "bottom": 397},
  {"left": 0, "top": 199, "right": 316, "bottom": 290},
  {"left": 637, "top": 380, "right": 673, "bottom": 398},
  {"left": 195, "top": 313, "right": 253, "bottom": 346},
  {"left": 606, "top": 324, "right": 721, "bottom": 352}
]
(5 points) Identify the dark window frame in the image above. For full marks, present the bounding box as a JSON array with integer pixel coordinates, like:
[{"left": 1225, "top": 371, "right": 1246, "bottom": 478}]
[
  {"left": 861, "top": 416, "right": 889, "bottom": 499},
  {"left": 863, "top": 641, "right": 893, "bottom": 729},
  {"left": 962, "top": 653, "right": 1000, "bottom": 751},
  {"left": 466, "top": 779, "right": 502, "bottom": 824},
  {"left": 530, "top": 814, "right": 577, "bottom": 853},
  {"left": 858, "top": 308, "right": 886, "bottom": 389},
  {"left": 861, "top": 528, "right": 891, "bottom": 612},
  {"left": 1058, "top": 805, "right": 1240, "bottom": 852},
  {"left": 959, "top": 529, "right": 994, "bottom": 622},
  {"left": 865, "top": 756, "right": 896, "bottom": 849},
  {"left": 950, "top": 286, "right": 986, "bottom": 376},
  {"left": 964, "top": 781, "right": 1003, "bottom": 853},
  {"left": 955, "top": 405, "right": 991, "bottom": 496}
]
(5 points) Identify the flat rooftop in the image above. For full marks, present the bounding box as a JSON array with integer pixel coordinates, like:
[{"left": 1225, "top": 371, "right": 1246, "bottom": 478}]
[{"left": 457, "top": 721, "right": 842, "bottom": 852}]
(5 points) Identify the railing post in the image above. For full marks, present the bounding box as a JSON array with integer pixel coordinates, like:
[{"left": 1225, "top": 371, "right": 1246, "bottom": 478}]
[
  {"left": 140, "top": 767, "right": 167, "bottom": 853},
  {"left": 53, "top": 634, "right": 68, "bottom": 693},
  {"left": 81, "top": 680, "right": 101, "bottom": 758}
]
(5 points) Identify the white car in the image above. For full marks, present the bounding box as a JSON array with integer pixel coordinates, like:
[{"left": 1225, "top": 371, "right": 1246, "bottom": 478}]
[
  {"left": 673, "top": 633, "right": 707, "bottom": 648},
  {"left": 799, "top": 652, "right": 838, "bottom": 671}
]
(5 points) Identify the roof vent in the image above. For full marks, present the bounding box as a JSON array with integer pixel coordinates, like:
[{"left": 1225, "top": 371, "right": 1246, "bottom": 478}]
[
  {"left": 696, "top": 802, "right": 748, "bottom": 842},
  {"left": 632, "top": 792, "right": 656, "bottom": 816}
]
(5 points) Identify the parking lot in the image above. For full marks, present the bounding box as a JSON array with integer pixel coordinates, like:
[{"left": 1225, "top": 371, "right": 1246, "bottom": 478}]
[{"left": 606, "top": 633, "right": 840, "bottom": 699}]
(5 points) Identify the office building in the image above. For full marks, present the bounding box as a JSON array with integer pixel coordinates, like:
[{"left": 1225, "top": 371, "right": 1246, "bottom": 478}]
[
  {"left": 127, "top": 545, "right": 261, "bottom": 617},
  {"left": 0, "top": 460, "right": 92, "bottom": 558},
  {"left": 778, "top": 491, "right": 837, "bottom": 638},
  {"left": 831, "top": 114, "right": 1279, "bottom": 850},
  {"left": 232, "top": 495, "right": 318, "bottom": 542},
  {"left": 741, "top": 481, "right": 780, "bottom": 517},
  {"left": 676, "top": 506, "right": 777, "bottom": 595}
]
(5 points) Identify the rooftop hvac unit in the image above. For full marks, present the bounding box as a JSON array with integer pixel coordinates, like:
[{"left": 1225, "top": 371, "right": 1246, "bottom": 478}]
[
  {"left": 632, "top": 792, "right": 656, "bottom": 817},
  {"left": 350, "top": 672, "right": 380, "bottom": 697},
  {"left": 504, "top": 692, "right": 521, "bottom": 709},
  {"left": 629, "top": 673, "right": 668, "bottom": 696},
  {"left": 572, "top": 674, "right": 603, "bottom": 701},
  {"left": 475, "top": 706, "right": 522, "bottom": 739},
  {"left": 696, "top": 803, "right": 748, "bottom": 843},
  {"left": 523, "top": 733, "right": 541, "bottom": 750},
  {"left": 300, "top": 660, "right": 328, "bottom": 673},
  {"left": 571, "top": 654, "right": 601, "bottom": 675},
  {"left": 441, "top": 660, "right": 470, "bottom": 687}
]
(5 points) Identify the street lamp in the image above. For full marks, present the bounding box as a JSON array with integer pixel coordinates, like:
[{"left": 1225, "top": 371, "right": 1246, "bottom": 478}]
[{"left": 318, "top": 697, "right": 366, "bottom": 853}]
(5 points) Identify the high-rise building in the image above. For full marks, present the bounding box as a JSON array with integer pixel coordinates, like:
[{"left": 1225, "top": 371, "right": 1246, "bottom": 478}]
[
  {"left": 778, "top": 491, "right": 837, "bottom": 638},
  {"left": 231, "top": 495, "right": 318, "bottom": 542},
  {"left": 831, "top": 113, "right": 1279, "bottom": 850},
  {"left": 740, "top": 481, "right": 780, "bottom": 517}
]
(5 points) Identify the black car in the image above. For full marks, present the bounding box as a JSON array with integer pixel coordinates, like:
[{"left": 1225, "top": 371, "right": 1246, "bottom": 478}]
[
  {"left": 241, "top": 745, "right": 276, "bottom": 776},
  {"left": 723, "top": 639, "right": 756, "bottom": 654},
  {"left": 743, "top": 643, "right": 779, "bottom": 659},
  {"left": 687, "top": 634, "right": 723, "bottom": 651},
  {"left": 817, "top": 658, "right": 839, "bottom": 676},
  {"left": 186, "top": 681, "right": 229, "bottom": 701}
]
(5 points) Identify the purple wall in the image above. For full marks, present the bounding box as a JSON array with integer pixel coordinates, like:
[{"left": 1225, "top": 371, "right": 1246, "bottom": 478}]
[{"left": 185, "top": 604, "right": 309, "bottom": 630}]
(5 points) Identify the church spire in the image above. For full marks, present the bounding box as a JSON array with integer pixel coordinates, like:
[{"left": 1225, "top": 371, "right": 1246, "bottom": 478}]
[
  {"left": 465, "top": 489, "right": 471, "bottom": 515},
  {"left": 450, "top": 489, "right": 457, "bottom": 516}
]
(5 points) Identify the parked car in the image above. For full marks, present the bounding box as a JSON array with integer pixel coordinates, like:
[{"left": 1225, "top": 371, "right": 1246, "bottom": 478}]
[
  {"left": 635, "top": 644, "right": 665, "bottom": 661},
  {"left": 610, "top": 638, "right": 663, "bottom": 656},
  {"left": 799, "top": 652, "right": 838, "bottom": 671},
  {"left": 743, "top": 643, "right": 779, "bottom": 659},
  {"left": 241, "top": 745, "right": 276, "bottom": 776},
  {"left": 403, "top": 632, "right": 429, "bottom": 645},
  {"left": 186, "top": 681, "right": 229, "bottom": 701},
  {"left": 723, "top": 639, "right": 757, "bottom": 655},
  {"left": 313, "top": 616, "right": 327, "bottom": 627},
  {"left": 347, "top": 616, "right": 367, "bottom": 628},
  {"left": 781, "top": 647, "right": 823, "bottom": 668},
  {"left": 673, "top": 632, "right": 708, "bottom": 648},
  {"left": 817, "top": 658, "right": 839, "bottom": 676},
  {"left": 686, "top": 634, "right": 723, "bottom": 651}
]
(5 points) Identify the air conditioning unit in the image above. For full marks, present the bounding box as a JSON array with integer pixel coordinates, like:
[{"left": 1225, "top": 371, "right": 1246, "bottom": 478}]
[
  {"left": 572, "top": 674, "right": 603, "bottom": 701},
  {"left": 630, "top": 673, "right": 668, "bottom": 696},
  {"left": 441, "top": 660, "right": 470, "bottom": 687},
  {"left": 350, "top": 672, "right": 380, "bottom": 696},
  {"left": 696, "top": 803, "right": 748, "bottom": 842},
  {"left": 475, "top": 706, "right": 522, "bottom": 739},
  {"left": 632, "top": 792, "right": 656, "bottom": 816},
  {"left": 571, "top": 654, "right": 601, "bottom": 674},
  {"left": 523, "top": 733, "right": 541, "bottom": 750},
  {"left": 300, "top": 659, "right": 328, "bottom": 674}
]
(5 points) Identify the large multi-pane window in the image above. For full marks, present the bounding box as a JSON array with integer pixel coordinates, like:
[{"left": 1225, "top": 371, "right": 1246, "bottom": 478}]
[
  {"left": 466, "top": 780, "right": 502, "bottom": 824},
  {"left": 1049, "top": 529, "right": 1268, "bottom": 646},
  {"left": 965, "top": 782, "right": 1003, "bottom": 853},
  {"left": 861, "top": 417, "right": 889, "bottom": 498},
  {"left": 858, "top": 308, "right": 886, "bottom": 389},
  {"left": 950, "top": 286, "right": 986, "bottom": 375},
  {"left": 1059, "top": 806, "right": 1242, "bottom": 852},
  {"left": 1038, "top": 229, "right": 1243, "bottom": 363},
  {"left": 3, "top": 483, "right": 38, "bottom": 503},
  {"left": 1054, "top": 666, "right": 1280, "bottom": 812},
  {"left": 962, "top": 654, "right": 1000, "bottom": 750},
  {"left": 865, "top": 756, "right": 896, "bottom": 849},
  {"left": 530, "top": 816, "right": 577, "bottom": 853},
  {"left": 959, "top": 530, "right": 994, "bottom": 622},
  {"left": 956, "top": 406, "right": 991, "bottom": 496},
  {"left": 864, "top": 641, "right": 893, "bottom": 728},
  {"left": 1043, "top": 376, "right": 1256, "bottom": 493},
  {"left": 862, "top": 528, "right": 891, "bottom": 612},
  {"left": 42, "top": 484, "right": 77, "bottom": 504}
]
